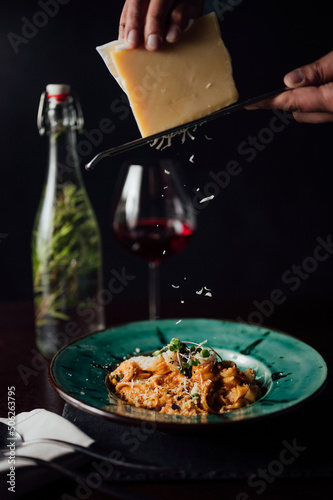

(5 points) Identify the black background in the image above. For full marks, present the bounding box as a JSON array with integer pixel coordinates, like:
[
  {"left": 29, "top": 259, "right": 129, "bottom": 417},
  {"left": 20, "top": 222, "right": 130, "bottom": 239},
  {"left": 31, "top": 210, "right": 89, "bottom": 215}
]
[{"left": 0, "top": 0, "right": 332, "bottom": 325}]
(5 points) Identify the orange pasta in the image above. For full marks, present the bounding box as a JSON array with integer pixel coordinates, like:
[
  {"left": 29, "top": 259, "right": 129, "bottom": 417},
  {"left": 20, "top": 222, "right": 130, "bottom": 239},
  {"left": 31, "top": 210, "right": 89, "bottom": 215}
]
[{"left": 107, "top": 338, "right": 265, "bottom": 416}]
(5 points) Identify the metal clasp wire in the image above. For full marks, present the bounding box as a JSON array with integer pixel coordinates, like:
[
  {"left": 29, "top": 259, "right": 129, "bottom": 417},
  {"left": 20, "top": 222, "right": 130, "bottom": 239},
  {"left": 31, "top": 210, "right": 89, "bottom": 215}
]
[
  {"left": 37, "top": 91, "right": 46, "bottom": 136},
  {"left": 37, "top": 90, "right": 84, "bottom": 136},
  {"left": 73, "top": 92, "right": 84, "bottom": 133}
]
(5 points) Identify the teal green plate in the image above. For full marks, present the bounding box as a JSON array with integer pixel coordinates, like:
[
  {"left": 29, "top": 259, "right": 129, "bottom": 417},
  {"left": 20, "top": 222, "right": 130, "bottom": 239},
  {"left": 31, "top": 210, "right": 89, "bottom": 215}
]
[{"left": 49, "top": 319, "right": 327, "bottom": 428}]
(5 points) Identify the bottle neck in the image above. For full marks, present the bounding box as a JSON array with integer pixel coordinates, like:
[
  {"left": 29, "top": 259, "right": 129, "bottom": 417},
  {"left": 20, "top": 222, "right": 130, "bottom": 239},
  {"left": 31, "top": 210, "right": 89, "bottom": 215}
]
[
  {"left": 49, "top": 126, "right": 81, "bottom": 184},
  {"left": 46, "top": 97, "right": 83, "bottom": 185}
]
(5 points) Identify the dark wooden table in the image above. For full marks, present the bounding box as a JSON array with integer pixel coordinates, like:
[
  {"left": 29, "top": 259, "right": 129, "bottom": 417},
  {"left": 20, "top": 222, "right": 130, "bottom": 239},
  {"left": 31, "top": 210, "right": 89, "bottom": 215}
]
[{"left": 0, "top": 299, "right": 331, "bottom": 500}]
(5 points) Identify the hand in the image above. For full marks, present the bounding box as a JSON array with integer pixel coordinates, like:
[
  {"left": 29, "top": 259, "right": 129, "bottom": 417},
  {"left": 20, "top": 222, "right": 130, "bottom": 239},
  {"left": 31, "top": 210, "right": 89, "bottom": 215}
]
[
  {"left": 248, "top": 51, "right": 333, "bottom": 123},
  {"left": 118, "top": 0, "right": 204, "bottom": 52}
]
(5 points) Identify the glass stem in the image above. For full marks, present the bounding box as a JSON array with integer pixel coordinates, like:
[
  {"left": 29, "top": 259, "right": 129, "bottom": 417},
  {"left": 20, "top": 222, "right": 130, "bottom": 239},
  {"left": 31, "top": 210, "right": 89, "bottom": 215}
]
[{"left": 148, "top": 261, "right": 160, "bottom": 320}]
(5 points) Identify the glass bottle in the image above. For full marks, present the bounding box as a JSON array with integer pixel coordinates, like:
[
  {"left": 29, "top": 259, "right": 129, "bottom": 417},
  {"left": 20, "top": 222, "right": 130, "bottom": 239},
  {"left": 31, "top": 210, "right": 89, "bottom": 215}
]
[{"left": 32, "top": 84, "right": 105, "bottom": 357}]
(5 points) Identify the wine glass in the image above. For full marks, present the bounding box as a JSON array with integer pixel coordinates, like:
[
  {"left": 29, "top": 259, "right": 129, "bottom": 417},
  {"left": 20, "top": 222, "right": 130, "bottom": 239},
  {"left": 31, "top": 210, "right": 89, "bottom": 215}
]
[{"left": 112, "top": 159, "right": 196, "bottom": 319}]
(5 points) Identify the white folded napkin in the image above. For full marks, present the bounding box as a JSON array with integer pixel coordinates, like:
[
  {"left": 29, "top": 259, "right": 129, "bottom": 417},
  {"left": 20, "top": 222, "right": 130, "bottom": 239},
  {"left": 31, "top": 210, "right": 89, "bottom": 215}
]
[{"left": 0, "top": 408, "right": 94, "bottom": 471}]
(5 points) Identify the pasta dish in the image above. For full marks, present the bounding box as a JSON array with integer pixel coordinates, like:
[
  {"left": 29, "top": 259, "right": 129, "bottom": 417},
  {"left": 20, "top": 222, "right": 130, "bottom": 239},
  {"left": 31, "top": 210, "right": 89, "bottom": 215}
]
[{"left": 107, "top": 338, "right": 265, "bottom": 416}]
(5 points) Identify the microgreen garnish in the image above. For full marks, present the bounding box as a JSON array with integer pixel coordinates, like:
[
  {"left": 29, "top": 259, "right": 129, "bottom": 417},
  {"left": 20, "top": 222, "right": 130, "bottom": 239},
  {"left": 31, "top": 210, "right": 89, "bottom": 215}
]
[
  {"left": 152, "top": 337, "right": 222, "bottom": 378},
  {"left": 201, "top": 349, "right": 210, "bottom": 358}
]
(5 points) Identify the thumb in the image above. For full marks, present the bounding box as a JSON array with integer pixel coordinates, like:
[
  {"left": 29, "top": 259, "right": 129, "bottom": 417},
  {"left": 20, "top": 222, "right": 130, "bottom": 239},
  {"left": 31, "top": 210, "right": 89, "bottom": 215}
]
[{"left": 284, "top": 51, "right": 333, "bottom": 88}]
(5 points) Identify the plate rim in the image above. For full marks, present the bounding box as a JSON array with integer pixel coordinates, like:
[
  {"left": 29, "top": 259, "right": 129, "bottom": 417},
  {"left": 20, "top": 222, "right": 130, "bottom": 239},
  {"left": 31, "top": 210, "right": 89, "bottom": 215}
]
[{"left": 48, "top": 318, "right": 328, "bottom": 429}]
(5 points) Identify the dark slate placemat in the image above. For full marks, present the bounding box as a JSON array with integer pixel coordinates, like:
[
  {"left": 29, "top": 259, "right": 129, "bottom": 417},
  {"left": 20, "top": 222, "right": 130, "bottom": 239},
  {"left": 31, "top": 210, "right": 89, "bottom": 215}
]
[
  {"left": 2, "top": 383, "right": 331, "bottom": 500},
  {"left": 62, "top": 379, "right": 332, "bottom": 482},
  {"left": 0, "top": 452, "right": 90, "bottom": 500}
]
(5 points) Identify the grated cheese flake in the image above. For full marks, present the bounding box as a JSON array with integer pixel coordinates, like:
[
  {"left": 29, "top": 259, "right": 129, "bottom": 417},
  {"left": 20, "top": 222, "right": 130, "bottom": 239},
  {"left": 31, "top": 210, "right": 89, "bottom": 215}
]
[
  {"left": 199, "top": 195, "right": 215, "bottom": 203},
  {"left": 149, "top": 125, "right": 198, "bottom": 151}
]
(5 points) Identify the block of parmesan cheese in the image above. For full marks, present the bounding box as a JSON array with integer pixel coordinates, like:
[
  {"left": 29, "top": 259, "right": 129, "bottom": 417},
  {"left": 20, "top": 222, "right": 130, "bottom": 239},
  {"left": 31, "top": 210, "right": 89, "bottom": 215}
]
[{"left": 96, "top": 12, "right": 238, "bottom": 137}]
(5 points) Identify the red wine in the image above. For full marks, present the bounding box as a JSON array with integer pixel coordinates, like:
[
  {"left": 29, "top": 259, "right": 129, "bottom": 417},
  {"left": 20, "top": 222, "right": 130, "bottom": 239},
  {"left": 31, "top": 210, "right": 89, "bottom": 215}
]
[{"left": 113, "top": 218, "right": 194, "bottom": 264}]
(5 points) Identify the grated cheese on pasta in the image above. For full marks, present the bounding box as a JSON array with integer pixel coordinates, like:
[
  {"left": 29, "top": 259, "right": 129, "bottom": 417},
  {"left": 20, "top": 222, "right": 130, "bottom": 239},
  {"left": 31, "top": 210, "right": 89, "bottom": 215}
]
[{"left": 107, "top": 340, "right": 265, "bottom": 416}]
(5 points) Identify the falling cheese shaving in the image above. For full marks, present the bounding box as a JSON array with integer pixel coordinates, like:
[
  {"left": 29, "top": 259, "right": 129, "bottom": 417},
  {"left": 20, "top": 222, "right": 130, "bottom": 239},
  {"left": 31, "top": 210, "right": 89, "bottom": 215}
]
[{"left": 199, "top": 195, "right": 215, "bottom": 203}]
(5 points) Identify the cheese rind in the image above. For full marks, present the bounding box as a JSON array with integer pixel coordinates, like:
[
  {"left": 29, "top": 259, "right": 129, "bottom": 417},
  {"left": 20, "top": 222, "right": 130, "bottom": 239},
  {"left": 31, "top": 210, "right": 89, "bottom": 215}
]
[{"left": 96, "top": 12, "right": 238, "bottom": 137}]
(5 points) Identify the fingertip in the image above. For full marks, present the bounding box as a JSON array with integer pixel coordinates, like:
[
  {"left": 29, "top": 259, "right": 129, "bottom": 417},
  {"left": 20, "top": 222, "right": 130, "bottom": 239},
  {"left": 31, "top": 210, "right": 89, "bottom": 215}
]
[
  {"left": 126, "top": 29, "right": 140, "bottom": 48},
  {"left": 165, "top": 17, "right": 194, "bottom": 44},
  {"left": 146, "top": 33, "right": 162, "bottom": 51},
  {"left": 284, "top": 68, "right": 305, "bottom": 88},
  {"left": 166, "top": 25, "right": 181, "bottom": 43}
]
